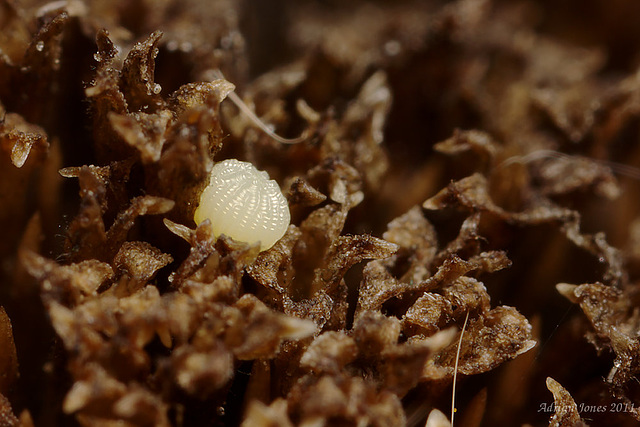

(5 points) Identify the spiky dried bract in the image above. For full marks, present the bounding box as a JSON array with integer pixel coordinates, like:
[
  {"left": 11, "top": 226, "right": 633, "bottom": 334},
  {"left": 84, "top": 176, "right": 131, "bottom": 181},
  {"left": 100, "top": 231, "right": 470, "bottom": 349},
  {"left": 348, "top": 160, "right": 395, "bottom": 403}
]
[{"left": 546, "top": 378, "right": 589, "bottom": 427}]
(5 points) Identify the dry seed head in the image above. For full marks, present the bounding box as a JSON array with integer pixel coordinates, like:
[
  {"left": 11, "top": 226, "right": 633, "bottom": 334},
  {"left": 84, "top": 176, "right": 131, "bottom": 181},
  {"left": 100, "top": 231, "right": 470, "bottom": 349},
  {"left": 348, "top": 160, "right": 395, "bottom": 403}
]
[{"left": 194, "top": 159, "right": 290, "bottom": 251}]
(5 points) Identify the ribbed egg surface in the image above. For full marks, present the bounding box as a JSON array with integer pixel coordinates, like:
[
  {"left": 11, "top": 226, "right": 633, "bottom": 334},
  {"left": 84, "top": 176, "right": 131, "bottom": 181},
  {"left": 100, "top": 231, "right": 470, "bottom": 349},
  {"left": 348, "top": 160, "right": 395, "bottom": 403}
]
[{"left": 194, "top": 159, "right": 290, "bottom": 251}]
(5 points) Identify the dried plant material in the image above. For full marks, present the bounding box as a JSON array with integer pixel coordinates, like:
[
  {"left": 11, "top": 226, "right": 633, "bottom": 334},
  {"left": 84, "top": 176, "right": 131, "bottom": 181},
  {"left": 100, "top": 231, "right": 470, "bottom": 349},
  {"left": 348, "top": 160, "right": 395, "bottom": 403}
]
[
  {"left": 2, "top": 12, "right": 67, "bottom": 123},
  {"left": 0, "top": 106, "right": 51, "bottom": 258},
  {"left": 299, "top": 331, "right": 358, "bottom": 375},
  {"left": 63, "top": 364, "right": 170, "bottom": 427},
  {"left": 231, "top": 295, "right": 317, "bottom": 360},
  {"left": 424, "top": 173, "right": 624, "bottom": 285},
  {"left": 423, "top": 173, "right": 573, "bottom": 224},
  {"left": 113, "top": 241, "right": 172, "bottom": 283},
  {"left": 404, "top": 277, "right": 491, "bottom": 335},
  {"left": 5, "top": 0, "right": 640, "bottom": 425},
  {"left": 434, "top": 129, "right": 501, "bottom": 162},
  {"left": 288, "top": 375, "right": 406, "bottom": 427},
  {"left": 546, "top": 377, "right": 589, "bottom": 427},
  {"left": 425, "top": 307, "right": 536, "bottom": 379},
  {"left": 106, "top": 196, "right": 174, "bottom": 246},
  {"left": 286, "top": 177, "right": 327, "bottom": 207},
  {"left": 108, "top": 111, "right": 171, "bottom": 164},
  {"left": 0, "top": 308, "right": 18, "bottom": 396},
  {"left": 314, "top": 235, "right": 398, "bottom": 293},
  {"left": 21, "top": 251, "right": 113, "bottom": 303},
  {"left": 120, "top": 31, "right": 165, "bottom": 112},
  {"left": 248, "top": 225, "right": 302, "bottom": 294},
  {"left": 0, "top": 111, "right": 49, "bottom": 168},
  {"left": 424, "top": 409, "right": 451, "bottom": 427},
  {"left": 528, "top": 152, "right": 621, "bottom": 199},
  {"left": 531, "top": 84, "right": 600, "bottom": 143},
  {"left": 557, "top": 283, "right": 640, "bottom": 396},
  {"left": 0, "top": 392, "right": 19, "bottom": 427},
  {"left": 171, "top": 344, "right": 233, "bottom": 396},
  {"left": 241, "top": 399, "right": 294, "bottom": 427}
]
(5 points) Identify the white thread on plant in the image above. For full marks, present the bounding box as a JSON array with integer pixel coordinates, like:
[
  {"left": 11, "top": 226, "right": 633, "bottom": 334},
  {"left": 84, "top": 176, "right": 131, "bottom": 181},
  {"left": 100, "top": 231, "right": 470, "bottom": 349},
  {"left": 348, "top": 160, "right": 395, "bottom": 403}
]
[
  {"left": 451, "top": 311, "right": 469, "bottom": 426},
  {"left": 212, "top": 69, "right": 308, "bottom": 144}
]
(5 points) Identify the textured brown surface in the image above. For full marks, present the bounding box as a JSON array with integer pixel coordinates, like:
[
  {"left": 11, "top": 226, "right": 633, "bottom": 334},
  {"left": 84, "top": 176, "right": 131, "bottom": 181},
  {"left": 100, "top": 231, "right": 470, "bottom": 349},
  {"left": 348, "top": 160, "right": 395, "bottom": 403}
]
[{"left": 2, "top": 0, "right": 640, "bottom": 426}]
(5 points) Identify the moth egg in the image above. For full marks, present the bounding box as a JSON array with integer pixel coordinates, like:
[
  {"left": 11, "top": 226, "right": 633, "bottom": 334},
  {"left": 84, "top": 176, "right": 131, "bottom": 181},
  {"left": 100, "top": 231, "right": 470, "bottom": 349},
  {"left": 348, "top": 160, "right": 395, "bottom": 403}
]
[{"left": 194, "top": 159, "right": 290, "bottom": 251}]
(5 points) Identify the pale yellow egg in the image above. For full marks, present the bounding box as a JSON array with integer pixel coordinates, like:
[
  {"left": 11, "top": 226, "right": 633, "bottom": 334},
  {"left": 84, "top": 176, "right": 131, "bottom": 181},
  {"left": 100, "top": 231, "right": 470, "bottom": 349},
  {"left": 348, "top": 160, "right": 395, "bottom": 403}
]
[{"left": 194, "top": 159, "right": 290, "bottom": 251}]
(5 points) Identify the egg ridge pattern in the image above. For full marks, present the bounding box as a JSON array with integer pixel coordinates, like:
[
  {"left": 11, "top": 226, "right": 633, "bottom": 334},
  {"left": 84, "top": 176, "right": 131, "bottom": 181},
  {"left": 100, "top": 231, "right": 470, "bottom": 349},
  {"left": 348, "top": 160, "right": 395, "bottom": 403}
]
[{"left": 194, "top": 159, "right": 291, "bottom": 251}]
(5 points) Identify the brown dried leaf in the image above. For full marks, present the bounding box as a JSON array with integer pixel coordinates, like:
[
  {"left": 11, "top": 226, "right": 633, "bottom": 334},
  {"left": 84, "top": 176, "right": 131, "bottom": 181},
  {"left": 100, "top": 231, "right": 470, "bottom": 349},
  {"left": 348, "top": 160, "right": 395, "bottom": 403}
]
[
  {"left": 108, "top": 111, "right": 171, "bottom": 164},
  {"left": 404, "top": 276, "right": 491, "bottom": 335},
  {"left": 171, "top": 344, "right": 233, "bottom": 396},
  {"left": 383, "top": 205, "right": 438, "bottom": 284},
  {"left": 147, "top": 103, "right": 221, "bottom": 220},
  {"left": 64, "top": 166, "right": 108, "bottom": 260},
  {"left": 312, "top": 234, "right": 398, "bottom": 294},
  {"left": 282, "top": 291, "right": 334, "bottom": 330},
  {"left": 10, "top": 13, "right": 67, "bottom": 123},
  {"left": 357, "top": 259, "right": 408, "bottom": 314},
  {"left": 168, "top": 220, "right": 218, "bottom": 287},
  {"left": 0, "top": 109, "right": 51, "bottom": 257},
  {"left": 307, "top": 159, "right": 364, "bottom": 208},
  {"left": 423, "top": 173, "right": 574, "bottom": 224},
  {"left": 557, "top": 283, "right": 640, "bottom": 386},
  {"left": 425, "top": 173, "right": 622, "bottom": 284},
  {"left": 426, "top": 306, "right": 536, "bottom": 379},
  {"left": 105, "top": 195, "right": 175, "bottom": 255},
  {"left": 86, "top": 30, "right": 130, "bottom": 161},
  {"left": 532, "top": 84, "right": 600, "bottom": 143},
  {"left": 113, "top": 241, "right": 172, "bottom": 284},
  {"left": 534, "top": 154, "right": 621, "bottom": 199},
  {"left": 248, "top": 225, "right": 301, "bottom": 294},
  {"left": 168, "top": 80, "right": 235, "bottom": 115},
  {"left": 120, "top": 31, "right": 164, "bottom": 113},
  {"left": 22, "top": 251, "right": 113, "bottom": 304},
  {"left": 300, "top": 331, "right": 358, "bottom": 374},
  {"left": 286, "top": 177, "right": 327, "bottom": 207},
  {"left": 0, "top": 113, "right": 49, "bottom": 168},
  {"left": 434, "top": 129, "right": 501, "bottom": 161},
  {"left": 230, "top": 295, "right": 316, "bottom": 360},
  {"left": 288, "top": 375, "right": 406, "bottom": 427},
  {"left": 63, "top": 364, "right": 170, "bottom": 426},
  {"left": 352, "top": 310, "right": 401, "bottom": 357}
]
